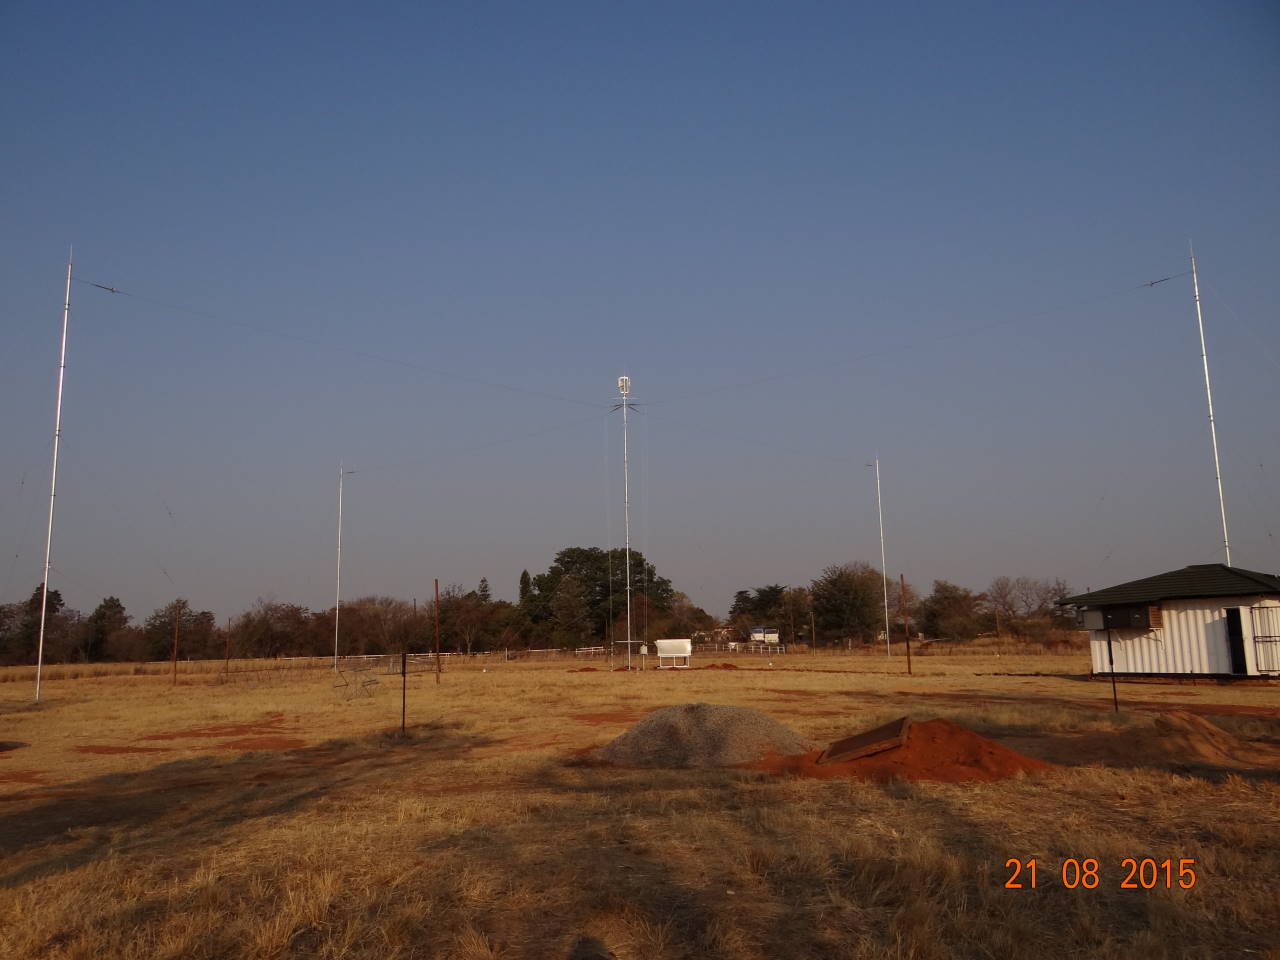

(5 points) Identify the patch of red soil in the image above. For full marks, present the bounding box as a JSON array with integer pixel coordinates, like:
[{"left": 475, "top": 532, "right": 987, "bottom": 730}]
[
  {"left": 764, "top": 688, "right": 825, "bottom": 698},
  {"left": 142, "top": 712, "right": 295, "bottom": 741},
  {"left": 75, "top": 744, "right": 175, "bottom": 755},
  {"left": 700, "top": 663, "right": 739, "bottom": 670},
  {"left": 572, "top": 710, "right": 648, "bottom": 726},
  {"left": 0, "top": 769, "right": 49, "bottom": 786},
  {"left": 219, "top": 736, "right": 306, "bottom": 751},
  {"left": 750, "top": 718, "right": 1052, "bottom": 783},
  {"left": 568, "top": 667, "right": 600, "bottom": 673}
]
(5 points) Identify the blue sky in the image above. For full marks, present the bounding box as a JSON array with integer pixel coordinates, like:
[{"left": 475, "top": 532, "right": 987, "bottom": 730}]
[{"left": 2, "top": 0, "right": 1277, "bottom": 621}]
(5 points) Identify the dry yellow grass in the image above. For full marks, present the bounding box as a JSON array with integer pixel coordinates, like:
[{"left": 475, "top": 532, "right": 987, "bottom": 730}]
[{"left": 1, "top": 654, "right": 1277, "bottom": 959}]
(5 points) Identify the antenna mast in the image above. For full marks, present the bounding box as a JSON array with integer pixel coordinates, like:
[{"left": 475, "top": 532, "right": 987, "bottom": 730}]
[
  {"left": 1190, "top": 247, "right": 1231, "bottom": 566},
  {"left": 334, "top": 464, "right": 354, "bottom": 669},
  {"left": 35, "top": 250, "right": 73, "bottom": 702},
  {"left": 872, "top": 458, "right": 891, "bottom": 657},
  {"left": 614, "top": 376, "right": 636, "bottom": 670}
]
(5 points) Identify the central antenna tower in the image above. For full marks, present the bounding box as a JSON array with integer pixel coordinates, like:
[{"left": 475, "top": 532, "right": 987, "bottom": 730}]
[{"left": 613, "top": 376, "right": 637, "bottom": 670}]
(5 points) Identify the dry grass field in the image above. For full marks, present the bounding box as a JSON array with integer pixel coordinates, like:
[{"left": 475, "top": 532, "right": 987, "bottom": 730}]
[{"left": 1, "top": 653, "right": 1278, "bottom": 959}]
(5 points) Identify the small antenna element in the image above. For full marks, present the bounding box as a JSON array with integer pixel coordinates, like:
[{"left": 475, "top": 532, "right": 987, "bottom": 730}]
[{"left": 618, "top": 376, "right": 631, "bottom": 396}]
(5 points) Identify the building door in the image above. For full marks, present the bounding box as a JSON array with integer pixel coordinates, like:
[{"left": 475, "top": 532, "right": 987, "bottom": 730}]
[
  {"left": 1225, "top": 608, "right": 1247, "bottom": 675},
  {"left": 1251, "top": 607, "right": 1280, "bottom": 673}
]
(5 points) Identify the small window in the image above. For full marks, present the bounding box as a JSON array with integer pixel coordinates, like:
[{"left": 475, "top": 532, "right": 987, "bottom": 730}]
[{"left": 1102, "top": 605, "right": 1153, "bottom": 630}]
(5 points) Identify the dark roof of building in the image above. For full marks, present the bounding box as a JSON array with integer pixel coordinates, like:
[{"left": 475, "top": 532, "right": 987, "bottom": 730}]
[{"left": 1062, "top": 564, "right": 1280, "bottom": 608}]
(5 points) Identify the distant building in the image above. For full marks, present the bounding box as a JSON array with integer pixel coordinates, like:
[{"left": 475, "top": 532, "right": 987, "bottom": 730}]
[
  {"left": 749, "top": 626, "right": 781, "bottom": 645},
  {"left": 1062, "top": 564, "right": 1280, "bottom": 677}
]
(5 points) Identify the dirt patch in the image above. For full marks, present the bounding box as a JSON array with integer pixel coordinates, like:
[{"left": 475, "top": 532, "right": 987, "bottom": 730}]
[
  {"left": 142, "top": 712, "right": 295, "bottom": 741},
  {"left": 572, "top": 711, "right": 649, "bottom": 726},
  {"left": 752, "top": 718, "right": 1052, "bottom": 782},
  {"left": 0, "top": 769, "right": 49, "bottom": 786},
  {"left": 568, "top": 667, "right": 600, "bottom": 673},
  {"left": 1006, "top": 711, "right": 1280, "bottom": 773},
  {"left": 588, "top": 703, "right": 817, "bottom": 768},
  {"left": 74, "top": 744, "right": 176, "bottom": 755},
  {"left": 700, "top": 663, "right": 739, "bottom": 670},
  {"left": 219, "top": 736, "right": 307, "bottom": 751},
  {"left": 764, "top": 688, "right": 825, "bottom": 698},
  {"left": 773, "top": 708, "right": 855, "bottom": 719},
  {"left": 0, "top": 741, "right": 27, "bottom": 755},
  {"left": 1126, "top": 711, "right": 1280, "bottom": 769}
]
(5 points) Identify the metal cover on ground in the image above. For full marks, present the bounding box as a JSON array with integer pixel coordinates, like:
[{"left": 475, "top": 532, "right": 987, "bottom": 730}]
[{"left": 817, "top": 716, "right": 911, "bottom": 765}]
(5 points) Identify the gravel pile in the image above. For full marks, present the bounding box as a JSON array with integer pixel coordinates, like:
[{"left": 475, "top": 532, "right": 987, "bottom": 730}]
[{"left": 591, "top": 702, "right": 817, "bottom": 768}]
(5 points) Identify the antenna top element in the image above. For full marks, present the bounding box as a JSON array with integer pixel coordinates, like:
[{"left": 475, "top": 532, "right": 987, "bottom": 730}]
[{"left": 617, "top": 376, "right": 631, "bottom": 395}]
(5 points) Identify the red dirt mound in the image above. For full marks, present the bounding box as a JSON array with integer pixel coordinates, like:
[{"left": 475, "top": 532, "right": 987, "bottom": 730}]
[
  {"left": 568, "top": 667, "right": 600, "bottom": 673},
  {"left": 700, "top": 663, "right": 739, "bottom": 670},
  {"left": 752, "top": 718, "right": 1052, "bottom": 783}
]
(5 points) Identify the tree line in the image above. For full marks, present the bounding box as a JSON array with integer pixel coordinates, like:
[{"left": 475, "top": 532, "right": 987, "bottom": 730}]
[
  {"left": 0, "top": 546, "right": 714, "bottom": 665},
  {"left": 727, "top": 565, "right": 1072, "bottom": 646},
  {"left": 0, "top": 550, "right": 1071, "bottom": 666}
]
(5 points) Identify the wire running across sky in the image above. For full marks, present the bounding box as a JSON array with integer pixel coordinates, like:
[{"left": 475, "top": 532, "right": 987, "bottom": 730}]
[
  {"left": 75, "top": 278, "right": 607, "bottom": 411},
  {"left": 77, "top": 266, "right": 1192, "bottom": 425}
]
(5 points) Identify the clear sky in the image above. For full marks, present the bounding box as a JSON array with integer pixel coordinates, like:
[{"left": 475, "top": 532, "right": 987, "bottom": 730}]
[{"left": 2, "top": 0, "right": 1277, "bottom": 623}]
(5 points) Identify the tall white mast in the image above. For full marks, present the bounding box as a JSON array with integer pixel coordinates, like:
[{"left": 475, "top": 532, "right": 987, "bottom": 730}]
[
  {"left": 35, "top": 251, "right": 73, "bottom": 702},
  {"left": 616, "top": 376, "right": 634, "bottom": 670},
  {"left": 1190, "top": 247, "right": 1231, "bottom": 566},
  {"left": 872, "top": 458, "right": 891, "bottom": 657},
  {"left": 334, "top": 464, "right": 354, "bottom": 669}
]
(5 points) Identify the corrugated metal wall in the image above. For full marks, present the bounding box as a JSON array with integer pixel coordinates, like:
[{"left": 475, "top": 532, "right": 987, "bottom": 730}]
[{"left": 1089, "top": 595, "right": 1274, "bottom": 675}]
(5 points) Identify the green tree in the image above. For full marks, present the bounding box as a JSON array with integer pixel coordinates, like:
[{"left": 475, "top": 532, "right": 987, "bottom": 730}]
[
  {"left": 477, "top": 577, "right": 492, "bottom": 603},
  {"left": 809, "top": 563, "right": 882, "bottom": 646},
  {"left": 85, "top": 596, "right": 129, "bottom": 661},
  {"left": 1, "top": 584, "right": 67, "bottom": 664},
  {"left": 518, "top": 570, "right": 532, "bottom": 604},
  {"left": 781, "top": 586, "right": 811, "bottom": 645},
  {"left": 527, "top": 546, "right": 674, "bottom": 641},
  {"left": 727, "top": 585, "right": 786, "bottom": 626},
  {"left": 142, "top": 600, "right": 218, "bottom": 662},
  {"left": 728, "top": 590, "right": 754, "bottom": 620},
  {"left": 550, "top": 574, "right": 591, "bottom": 648},
  {"left": 918, "top": 581, "right": 984, "bottom": 640}
]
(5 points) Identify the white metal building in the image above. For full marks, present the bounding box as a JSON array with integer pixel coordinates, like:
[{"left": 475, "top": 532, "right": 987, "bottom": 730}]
[{"left": 1062, "top": 564, "right": 1280, "bottom": 677}]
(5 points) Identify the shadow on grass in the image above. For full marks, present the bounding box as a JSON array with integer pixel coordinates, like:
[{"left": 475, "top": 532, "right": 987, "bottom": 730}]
[
  {"left": 400, "top": 756, "right": 1273, "bottom": 959},
  {"left": 0, "top": 720, "right": 493, "bottom": 890}
]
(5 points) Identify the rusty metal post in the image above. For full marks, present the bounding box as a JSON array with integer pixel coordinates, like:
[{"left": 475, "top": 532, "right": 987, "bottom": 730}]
[{"left": 900, "top": 575, "right": 913, "bottom": 676}]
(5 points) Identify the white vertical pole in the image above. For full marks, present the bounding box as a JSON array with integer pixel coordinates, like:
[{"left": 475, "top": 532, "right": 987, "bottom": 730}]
[
  {"left": 1190, "top": 247, "right": 1231, "bottom": 566},
  {"left": 334, "top": 463, "right": 344, "bottom": 670},
  {"left": 874, "top": 457, "right": 891, "bottom": 657},
  {"left": 35, "top": 251, "right": 73, "bottom": 703},
  {"left": 620, "top": 377, "right": 633, "bottom": 671}
]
